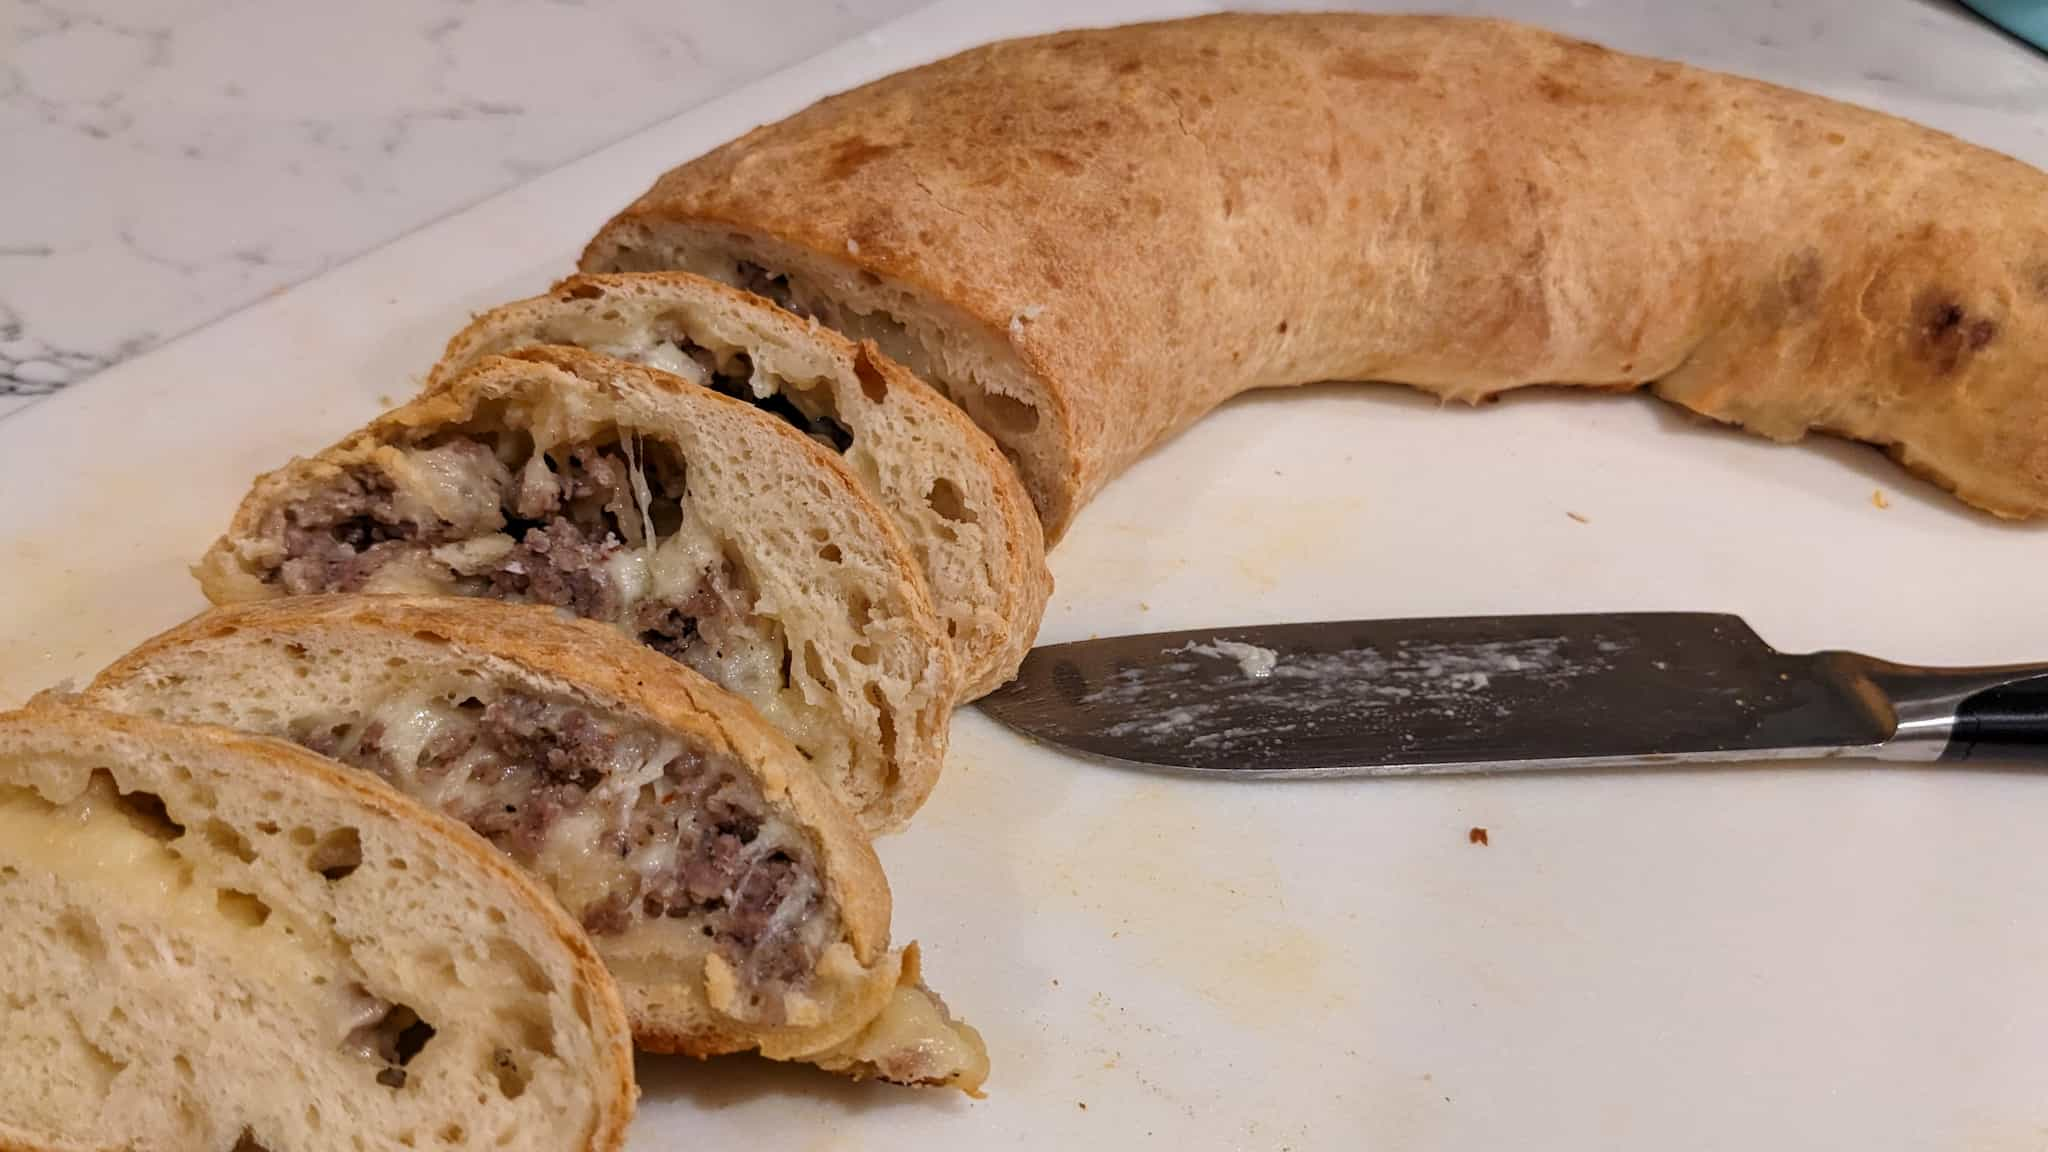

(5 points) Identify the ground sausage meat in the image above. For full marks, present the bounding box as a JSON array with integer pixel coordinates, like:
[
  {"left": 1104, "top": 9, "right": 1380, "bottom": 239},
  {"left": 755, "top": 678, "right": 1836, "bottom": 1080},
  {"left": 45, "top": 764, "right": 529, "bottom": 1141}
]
[
  {"left": 258, "top": 431, "right": 753, "bottom": 678},
  {"left": 291, "top": 687, "right": 833, "bottom": 1014},
  {"left": 265, "top": 467, "right": 413, "bottom": 594},
  {"left": 487, "top": 518, "right": 621, "bottom": 620}
]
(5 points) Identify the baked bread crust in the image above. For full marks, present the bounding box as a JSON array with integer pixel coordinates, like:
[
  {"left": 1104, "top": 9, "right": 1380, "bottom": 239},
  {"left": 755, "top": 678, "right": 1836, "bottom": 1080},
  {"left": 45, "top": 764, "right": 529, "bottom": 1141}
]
[
  {"left": 584, "top": 12, "right": 2048, "bottom": 539},
  {"left": 430, "top": 271, "right": 1049, "bottom": 699}
]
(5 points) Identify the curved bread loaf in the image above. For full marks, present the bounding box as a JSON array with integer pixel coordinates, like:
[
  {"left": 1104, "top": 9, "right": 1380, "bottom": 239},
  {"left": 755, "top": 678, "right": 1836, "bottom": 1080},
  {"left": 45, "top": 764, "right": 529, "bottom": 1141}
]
[
  {"left": 584, "top": 12, "right": 2048, "bottom": 540},
  {"left": 196, "top": 348, "right": 956, "bottom": 832},
  {"left": 83, "top": 597, "right": 988, "bottom": 1092},
  {"left": 0, "top": 703, "right": 635, "bottom": 1152},
  {"left": 430, "top": 272, "right": 1050, "bottom": 699}
]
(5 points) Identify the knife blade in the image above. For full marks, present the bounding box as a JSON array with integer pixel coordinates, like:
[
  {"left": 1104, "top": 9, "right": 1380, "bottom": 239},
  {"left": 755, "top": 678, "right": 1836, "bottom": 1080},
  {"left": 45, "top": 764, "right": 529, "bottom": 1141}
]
[{"left": 976, "top": 613, "right": 2048, "bottom": 776}]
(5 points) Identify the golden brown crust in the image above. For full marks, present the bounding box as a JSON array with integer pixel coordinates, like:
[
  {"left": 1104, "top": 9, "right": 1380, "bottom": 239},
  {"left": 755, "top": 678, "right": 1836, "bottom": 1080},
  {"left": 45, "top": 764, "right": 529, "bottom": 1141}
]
[
  {"left": 0, "top": 702, "right": 637, "bottom": 1152},
  {"left": 584, "top": 12, "right": 2048, "bottom": 539},
  {"left": 195, "top": 350, "right": 957, "bottom": 831},
  {"left": 427, "top": 271, "right": 1050, "bottom": 698}
]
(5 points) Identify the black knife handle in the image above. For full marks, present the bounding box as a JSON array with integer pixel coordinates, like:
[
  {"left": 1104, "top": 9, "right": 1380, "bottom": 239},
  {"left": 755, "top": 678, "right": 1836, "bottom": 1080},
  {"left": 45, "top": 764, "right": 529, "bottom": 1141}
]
[{"left": 1942, "top": 673, "right": 2048, "bottom": 761}]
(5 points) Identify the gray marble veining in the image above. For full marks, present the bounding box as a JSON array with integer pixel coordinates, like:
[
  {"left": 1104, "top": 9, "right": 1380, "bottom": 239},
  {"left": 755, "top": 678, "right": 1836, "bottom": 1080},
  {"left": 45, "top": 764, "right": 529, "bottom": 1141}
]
[{"left": 0, "top": 0, "right": 931, "bottom": 414}]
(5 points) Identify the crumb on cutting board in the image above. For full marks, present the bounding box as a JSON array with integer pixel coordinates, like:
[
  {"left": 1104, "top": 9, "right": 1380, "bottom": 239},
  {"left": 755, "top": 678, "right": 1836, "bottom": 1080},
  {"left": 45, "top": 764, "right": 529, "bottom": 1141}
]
[
  {"left": 1566, "top": 511, "right": 1589, "bottom": 524},
  {"left": 1872, "top": 488, "right": 1890, "bottom": 509},
  {"left": 1468, "top": 826, "right": 1489, "bottom": 846}
]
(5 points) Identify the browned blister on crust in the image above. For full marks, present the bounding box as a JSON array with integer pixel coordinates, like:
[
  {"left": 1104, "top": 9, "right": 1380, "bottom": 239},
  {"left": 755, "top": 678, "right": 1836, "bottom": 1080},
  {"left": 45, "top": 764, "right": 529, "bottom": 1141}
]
[{"left": 584, "top": 13, "right": 2048, "bottom": 539}]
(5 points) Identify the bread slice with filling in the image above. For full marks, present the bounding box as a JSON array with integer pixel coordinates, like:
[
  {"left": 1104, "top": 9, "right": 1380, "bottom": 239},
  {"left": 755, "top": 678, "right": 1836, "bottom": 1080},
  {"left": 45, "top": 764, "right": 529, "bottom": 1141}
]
[
  {"left": 429, "top": 272, "right": 1049, "bottom": 699},
  {"left": 194, "top": 348, "right": 956, "bottom": 832},
  {"left": 81, "top": 596, "right": 988, "bottom": 1092},
  {"left": 0, "top": 702, "right": 635, "bottom": 1152}
]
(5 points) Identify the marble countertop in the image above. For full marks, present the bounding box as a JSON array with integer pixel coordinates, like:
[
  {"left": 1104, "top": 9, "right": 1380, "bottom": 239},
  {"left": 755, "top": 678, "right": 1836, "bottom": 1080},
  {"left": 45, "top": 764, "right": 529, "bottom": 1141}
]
[
  {"left": 4, "top": 0, "right": 2042, "bottom": 422},
  {"left": 0, "top": 0, "right": 928, "bottom": 417}
]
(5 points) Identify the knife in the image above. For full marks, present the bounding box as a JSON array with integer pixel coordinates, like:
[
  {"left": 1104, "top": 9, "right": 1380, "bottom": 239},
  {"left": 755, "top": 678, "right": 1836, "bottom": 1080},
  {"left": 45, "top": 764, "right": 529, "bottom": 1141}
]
[{"left": 976, "top": 613, "right": 2048, "bottom": 776}]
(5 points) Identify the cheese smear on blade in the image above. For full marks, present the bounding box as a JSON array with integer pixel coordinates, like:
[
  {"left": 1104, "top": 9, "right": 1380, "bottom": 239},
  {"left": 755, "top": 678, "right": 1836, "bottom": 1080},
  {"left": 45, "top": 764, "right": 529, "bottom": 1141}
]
[{"left": 1180, "top": 640, "right": 1281, "bottom": 679}]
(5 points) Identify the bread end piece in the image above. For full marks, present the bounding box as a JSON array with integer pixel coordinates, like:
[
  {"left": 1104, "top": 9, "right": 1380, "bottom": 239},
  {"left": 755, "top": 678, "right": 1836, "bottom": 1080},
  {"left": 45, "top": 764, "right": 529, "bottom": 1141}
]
[{"left": 0, "top": 702, "right": 635, "bottom": 1152}]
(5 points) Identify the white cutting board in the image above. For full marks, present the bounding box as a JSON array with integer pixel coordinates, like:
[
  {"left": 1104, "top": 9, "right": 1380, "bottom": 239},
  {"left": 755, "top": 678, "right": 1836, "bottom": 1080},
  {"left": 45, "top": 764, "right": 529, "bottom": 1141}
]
[{"left": 6, "top": 1, "right": 2048, "bottom": 1148}]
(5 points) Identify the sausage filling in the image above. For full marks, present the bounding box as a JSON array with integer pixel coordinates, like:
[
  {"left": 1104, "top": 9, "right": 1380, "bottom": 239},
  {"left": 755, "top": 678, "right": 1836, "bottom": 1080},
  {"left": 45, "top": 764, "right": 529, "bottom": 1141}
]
[
  {"left": 291, "top": 685, "right": 835, "bottom": 1016},
  {"left": 253, "top": 423, "right": 850, "bottom": 771}
]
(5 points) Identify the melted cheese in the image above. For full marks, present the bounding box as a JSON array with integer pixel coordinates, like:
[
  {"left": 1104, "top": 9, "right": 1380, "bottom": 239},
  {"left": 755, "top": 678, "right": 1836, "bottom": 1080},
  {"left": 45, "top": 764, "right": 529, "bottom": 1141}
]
[
  {"left": 603, "top": 549, "right": 652, "bottom": 609},
  {"left": 374, "top": 431, "right": 844, "bottom": 783},
  {"left": 345, "top": 688, "right": 704, "bottom": 928},
  {"left": 359, "top": 551, "right": 464, "bottom": 596},
  {"left": 531, "top": 807, "right": 628, "bottom": 915},
  {"left": 0, "top": 783, "right": 190, "bottom": 899},
  {"left": 645, "top": 511, "right": 718, "bottom": 607},
  {"left": 368, "top": 694, "right": 463, "bottom": 780},
  {"left": 622, "top": 341, "right": 711, "bottom": 388},
  {"left": 0, "top": 782, "right": 324, "bottom": 985},
  {"left": 384, "top": 442, "right": 509, "bottom": 530},
  {"left": 431, "top": 535, "right": 516, "bottom": 575},
  {"left": 833, "top": 983, "right": 990, "bottom": 1088}
]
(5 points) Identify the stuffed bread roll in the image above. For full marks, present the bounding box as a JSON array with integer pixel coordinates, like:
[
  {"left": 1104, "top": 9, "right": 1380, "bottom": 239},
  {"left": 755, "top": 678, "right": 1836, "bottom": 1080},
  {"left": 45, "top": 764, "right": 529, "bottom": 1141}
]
[
  {"left": 82, "top": 597, "right": 989, "bottom": 1091},
  {"left": 430, "top": 272, "right": 1050, "bottom": 699},
  {"left": 583, "top": 12, "right": 2048, "bottom": 539},
  {"left": 0, "top": 702, "right": 634, "bottom": 1152},
  {"left": 195, "top": 347, "right": 955, "bottom": 832}
]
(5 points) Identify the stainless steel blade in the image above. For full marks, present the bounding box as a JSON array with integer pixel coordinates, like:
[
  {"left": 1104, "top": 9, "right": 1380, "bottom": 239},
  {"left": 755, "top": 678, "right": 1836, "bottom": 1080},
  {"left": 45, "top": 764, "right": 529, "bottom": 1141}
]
[{"left": 977, "top": 613, "right": 1900, "bottom": 776}]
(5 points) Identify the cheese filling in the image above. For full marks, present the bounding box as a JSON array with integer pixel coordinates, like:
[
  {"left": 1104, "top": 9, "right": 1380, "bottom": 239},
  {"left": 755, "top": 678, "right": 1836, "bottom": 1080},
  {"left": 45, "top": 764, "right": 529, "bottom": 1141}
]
[
  {"left": 0, "top": 775, "right": 434, "bottom": 1086},
  {"left": 292, "top": 684, "right": 837, "bottom": 1015}
]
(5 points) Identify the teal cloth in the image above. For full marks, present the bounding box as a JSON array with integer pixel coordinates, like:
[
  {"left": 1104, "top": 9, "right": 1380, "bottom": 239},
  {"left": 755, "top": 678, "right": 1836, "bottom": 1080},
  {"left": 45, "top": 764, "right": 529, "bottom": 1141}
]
[{"left": 1962, "top": 0, "right": 2048, "bottom": 51}]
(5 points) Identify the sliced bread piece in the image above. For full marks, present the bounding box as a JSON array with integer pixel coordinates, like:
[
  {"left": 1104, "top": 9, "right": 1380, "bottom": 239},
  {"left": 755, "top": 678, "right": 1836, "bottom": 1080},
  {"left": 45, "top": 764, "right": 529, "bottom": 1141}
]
[
  {"left": 430, "top": 272, "right": 1049, "bottom": 698},
  {"left": 82, "top": 596, "right": 987, "bottom": 1091},
  {"left": 0, "top": 702, "right": 634, "bottom": 1152},
  {"left": 195, "top": 348, "right": 957, "bottom": 832}
]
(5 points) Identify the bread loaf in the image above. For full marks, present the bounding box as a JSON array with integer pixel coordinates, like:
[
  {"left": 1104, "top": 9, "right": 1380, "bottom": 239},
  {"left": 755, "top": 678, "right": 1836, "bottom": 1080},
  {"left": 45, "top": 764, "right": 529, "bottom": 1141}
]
[
  {"left": 430, "top": 271, "right": 1049, "bottom": 698},
  {"left": 584, "top": 13, "right": 2048, "bottom": 539}
]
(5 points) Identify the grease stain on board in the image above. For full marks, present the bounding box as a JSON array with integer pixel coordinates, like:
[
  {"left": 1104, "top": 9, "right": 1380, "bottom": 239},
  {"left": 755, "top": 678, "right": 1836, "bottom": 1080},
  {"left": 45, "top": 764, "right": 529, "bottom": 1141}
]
[
  {"left": 1208, "top": 493, "right": 1368, "bottom": 592},
  {"left": 1056, "top": 781, "right": 1342, "bottom": 1029},
  {"left": 0, "top": 531, "right": 207, "bottom": 705}
]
